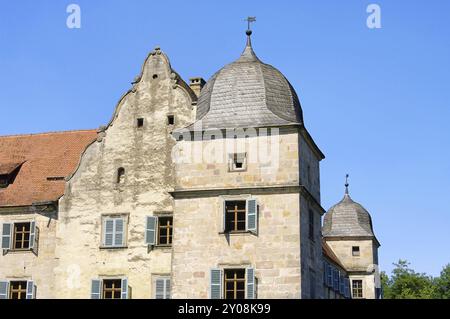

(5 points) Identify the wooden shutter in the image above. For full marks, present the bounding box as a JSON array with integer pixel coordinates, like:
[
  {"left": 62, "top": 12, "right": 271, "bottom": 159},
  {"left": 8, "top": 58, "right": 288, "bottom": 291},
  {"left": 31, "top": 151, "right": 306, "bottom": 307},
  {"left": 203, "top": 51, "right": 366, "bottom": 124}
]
[
  {"left": 246, "top": 268, "right": 255, "bottom": 299},
  {"left": 26, "top": 281, "right": 34, "bottom": 299},
  {"left": 155, "top": 278, "right": 165, "bottom": 299},
  {"left": 210, "top": 269, "right": 222, "bottom": 299},
  {"left": 165, "top": 278, "right": 170, "bottom": 299},
  {"left": 246, "top": 199, "right": 257, "bottom": 234},
  {"left": 103, "top": 219, "right": 114, "bottom": 247},
  {"left": 145, "top": 216, "right": 157, "bottom": 245},
  {"left": 0, "top": 281, "right": 8, "bottom": 299},
  {"left": 114, "top": 218, "right": 124, "bottom": 247},
  {"left": 344, "top": 278, "right": 350, "bottom": 298},
  {"left": 29, "top": 221, "right": 36, "bottom": 251},
  {"left": 326, "top": 264, "right": 333, "bottom": 287},
  {"left": 339, "top": 273, "right": 345, "bottom": 294},
  {"left": 91, "top": 279, "right": 102, "bottom": 299},
  {"left": 222, "top": 200, "right": 227, "bottom": 233},
  {"left": 1, "top": 223, "right": 12, "bottom": 250},
  {"left": 333, "top": 269, "right": 339, "bottom": 292},
  {"left": 121, "top": 278, "right": 128, "bottom": 299}
]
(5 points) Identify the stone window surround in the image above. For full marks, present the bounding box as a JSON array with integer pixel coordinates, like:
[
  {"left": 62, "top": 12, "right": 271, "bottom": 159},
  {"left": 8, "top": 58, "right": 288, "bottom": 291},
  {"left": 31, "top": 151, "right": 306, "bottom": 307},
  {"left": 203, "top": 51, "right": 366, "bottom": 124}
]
[
  {"left": 228, "top": 152, "right": 247, "bottom": 172},
  {"left": 218, "top": 194, "right": 255, "bottom": 236},
  {"left": 99, "top": 213, "right": 129, "bottom": 250}
]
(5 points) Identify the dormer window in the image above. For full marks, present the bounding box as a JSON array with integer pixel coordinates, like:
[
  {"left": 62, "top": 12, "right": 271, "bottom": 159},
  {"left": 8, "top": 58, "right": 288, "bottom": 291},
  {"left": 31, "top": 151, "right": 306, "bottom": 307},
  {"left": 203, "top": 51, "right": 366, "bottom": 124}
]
[
  {"left": 0, "top": 162, "right": 23, "bottom": 188},
  {"left": 228, "top": 153, "right": 247, "bottom": 172}
]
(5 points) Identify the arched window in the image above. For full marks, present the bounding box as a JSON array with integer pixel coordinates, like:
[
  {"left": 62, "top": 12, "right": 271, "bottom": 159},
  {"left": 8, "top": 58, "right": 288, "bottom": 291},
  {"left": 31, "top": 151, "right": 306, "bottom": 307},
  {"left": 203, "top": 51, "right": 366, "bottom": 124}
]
[{"left": 117, "top": 167, "right": 125, "bottom": 184}]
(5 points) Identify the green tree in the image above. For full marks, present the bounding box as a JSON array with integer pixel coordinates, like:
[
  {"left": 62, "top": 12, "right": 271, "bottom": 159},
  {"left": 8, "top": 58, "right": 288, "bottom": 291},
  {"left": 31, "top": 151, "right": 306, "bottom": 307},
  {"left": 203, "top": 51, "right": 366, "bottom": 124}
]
[{"left": 435, "top": 264, "right": 450, "bottom": 299}]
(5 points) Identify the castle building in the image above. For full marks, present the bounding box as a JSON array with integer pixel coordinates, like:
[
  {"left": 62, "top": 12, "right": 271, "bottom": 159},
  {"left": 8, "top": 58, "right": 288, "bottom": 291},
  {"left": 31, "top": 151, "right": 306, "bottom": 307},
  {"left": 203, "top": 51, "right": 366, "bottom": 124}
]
[{"left": 0, "top": 30, "right": 380, "bottom": 299}]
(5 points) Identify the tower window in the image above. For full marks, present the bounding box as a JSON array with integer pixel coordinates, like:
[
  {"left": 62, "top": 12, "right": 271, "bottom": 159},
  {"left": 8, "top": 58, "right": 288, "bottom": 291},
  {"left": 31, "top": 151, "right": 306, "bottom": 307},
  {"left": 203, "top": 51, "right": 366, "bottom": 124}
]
[
  {"left": 167, "top": 115, "right": 175, "bottom": 125},
  {"left": 224, "top": 269, "right": 245, "bottom": 299},
  {"left": 352, "top": 280, "right": 363, "bottom": 299},
  {"left": 352, "top": 246, "right": 360, "bottom": 256},
  {"left": 224, "top": 201, "right": 247, "bottom": 232},
  {"left": 117, "top": 168, "right": 125, "bottom": 184},
  {"left": 308, "top": 209, "right": 314, "bottom": 241},
  {"left": 229, "top": 153, "right": 247, "bottom": 172},
  {"left": 137, "top": 118, "right": 144, "bottom": 128}
]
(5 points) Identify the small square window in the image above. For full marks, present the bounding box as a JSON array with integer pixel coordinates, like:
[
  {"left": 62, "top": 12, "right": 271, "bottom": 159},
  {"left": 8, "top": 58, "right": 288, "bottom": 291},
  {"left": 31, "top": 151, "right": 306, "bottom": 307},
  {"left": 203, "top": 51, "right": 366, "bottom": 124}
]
[
  {"left": 167, "top": 115, "right": 175, "bottom": 125},
  {"left": 352, "top": 246, "right": 360, "bottom": 256},
  {"left": 137, "top": 118, "right": 144, "bottom": 128},
  {"left": 229, "top": 153, "right": 247, "bottom": 172},
  {"left": 224, "top": 201, "right": 246, "bottom": 232}
]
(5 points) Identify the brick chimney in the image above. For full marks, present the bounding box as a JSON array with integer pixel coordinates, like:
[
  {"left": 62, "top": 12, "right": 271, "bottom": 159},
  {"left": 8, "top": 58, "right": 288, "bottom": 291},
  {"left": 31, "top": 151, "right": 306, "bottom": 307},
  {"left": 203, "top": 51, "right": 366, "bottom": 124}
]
[{"left": 189, "top": 77, "right": 206, "bottom": 98}]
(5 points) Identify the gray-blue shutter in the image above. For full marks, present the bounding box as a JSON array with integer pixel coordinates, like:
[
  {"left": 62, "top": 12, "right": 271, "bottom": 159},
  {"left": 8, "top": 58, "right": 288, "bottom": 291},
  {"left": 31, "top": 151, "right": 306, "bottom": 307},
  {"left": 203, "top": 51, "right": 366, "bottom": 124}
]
[
  {"left": 339, "top": 273, "right": 345, "bottom": 294},
  {"left": 246, "top": 199, "right": 257, "bottom": 234},
  {"left": 26, "top": 281, "right": 34, "bottom": 299},
  {"left": 326, "top": 264, "right": 332, "bottom": 287},
  {"left": 165, "top": 278, "right": 170, "bottom": 299},
  {"left": 246, "top": 268, "right": 255, "bottom": 299},
  {"left": 104, "top": 219, "right": 114, "bottom": 247},
  {"left": 155, "top": 279, "right": 165, "bottom": 299},
  {"left": 344, "top": 278, "right": 350, "bottom": 298},
  {"left": 0, "top": 281, "right": 8, "bottom": 299},
  {"left": 145, "top": 216, "right": 157, "bottom": 245},
  {"left": 222, "top": 200, "right": 226, "bottom": 232},
  {"left": 114, "top": 218, "right": 124, "bottom": 247},
  {"left": 333, "top": 269, "right": 339, "bottom": 291},
  {"left": 29, "top": 221, "right": 36, "bottom": 250},
  {"left": 210, "top": 269, "right": 222, "bottom": 299},
  {"left": 121, "top": 278, "right": 128, "bottom": 299},
  {"left": 91, "top": 279, "right": 102, "bottom": 299},
  {"left": 1, "top": 223, "right": 12, "bottom": 250}
]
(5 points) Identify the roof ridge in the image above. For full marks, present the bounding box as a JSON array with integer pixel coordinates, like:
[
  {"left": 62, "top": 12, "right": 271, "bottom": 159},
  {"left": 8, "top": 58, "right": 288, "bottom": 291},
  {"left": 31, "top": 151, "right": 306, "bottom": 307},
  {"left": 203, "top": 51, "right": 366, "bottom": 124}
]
[{"left": 0, "top": 129, "right": 97, "bottom": 138}]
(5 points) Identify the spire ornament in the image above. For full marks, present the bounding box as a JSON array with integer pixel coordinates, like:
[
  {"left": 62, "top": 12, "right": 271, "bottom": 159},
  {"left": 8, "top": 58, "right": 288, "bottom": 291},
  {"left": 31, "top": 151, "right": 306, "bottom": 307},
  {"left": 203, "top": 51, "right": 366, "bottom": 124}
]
[{"left": 345, "top": 174, "right": 350, "bottom": 195}]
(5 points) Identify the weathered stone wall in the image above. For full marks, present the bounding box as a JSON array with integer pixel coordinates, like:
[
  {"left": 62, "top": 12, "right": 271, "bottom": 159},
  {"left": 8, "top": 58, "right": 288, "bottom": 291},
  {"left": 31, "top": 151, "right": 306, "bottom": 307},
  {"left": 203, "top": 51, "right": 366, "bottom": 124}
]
[
  {"left": 53, "top": 48, "right": 195, "bottom": 299},
  {"left": 0, "top": 211, "right": 57, "bottom": 298}
]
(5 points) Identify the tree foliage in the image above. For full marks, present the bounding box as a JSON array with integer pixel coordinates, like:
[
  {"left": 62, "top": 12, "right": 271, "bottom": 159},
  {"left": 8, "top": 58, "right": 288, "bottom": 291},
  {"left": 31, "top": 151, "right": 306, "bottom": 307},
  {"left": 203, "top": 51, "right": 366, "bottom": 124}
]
[{"left": 381, "top": 260, "right": 449, "bottom": 299}]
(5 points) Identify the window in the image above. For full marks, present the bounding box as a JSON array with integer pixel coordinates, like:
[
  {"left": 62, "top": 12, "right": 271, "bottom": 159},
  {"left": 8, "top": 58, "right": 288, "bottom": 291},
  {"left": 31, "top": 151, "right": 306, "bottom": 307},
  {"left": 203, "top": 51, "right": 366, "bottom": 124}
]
[
  {"left": 154, "top": 277, "right": 170, "bottom": 299},
  {"left": 224, "top": 269, "right": 246, "bottom": 299},
  {"left": 222, "top": 199, "right": 257, "bottom": 234},
  {"left": 137, "top": 118, "right": 144, "bottom": 128},
  {"left": 9, "top": 281, "right": 27, "bottom": 299},
  {"left": 352, "top": 246, "right": 360, "bottom": 256},
  {"left": 91, "top": 278, "right": 128, "bottom": 299},
  {"left": 352, "top": 280, "right": 363, "bottom": 299},
  {"left": 13, "top": 223, "right": 30, "bottom": 250},
  {"left": 228, "top": 153, "right": 247, "bottom": 172},
  {"left": 308, "top": 209, "right": 314, "bottom": 241},
  {"left": 102, "top": 216, "right": 126, "bottom": 248},
  {"left": 2, "top": 222, "right": 37, "bottom": 252},
  {"left": 225, "top": 201, "right": 246, "bottom": 232},
  {"left": 116, "top": 168, "right": 125, "bottom": 184},
  {"left": 167, "top": 115, "right": 175, "bottom": 125},
  {"left": 157, "top": 216, "right": 173, "bottom": 245}
]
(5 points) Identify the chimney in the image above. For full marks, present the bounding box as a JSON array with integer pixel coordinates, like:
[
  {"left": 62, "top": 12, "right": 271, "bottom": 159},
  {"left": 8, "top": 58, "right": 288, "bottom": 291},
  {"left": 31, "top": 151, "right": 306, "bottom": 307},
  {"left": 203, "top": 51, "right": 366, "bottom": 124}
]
[{"left": 189, "top": 77, "right": 206, "bottom": 98}]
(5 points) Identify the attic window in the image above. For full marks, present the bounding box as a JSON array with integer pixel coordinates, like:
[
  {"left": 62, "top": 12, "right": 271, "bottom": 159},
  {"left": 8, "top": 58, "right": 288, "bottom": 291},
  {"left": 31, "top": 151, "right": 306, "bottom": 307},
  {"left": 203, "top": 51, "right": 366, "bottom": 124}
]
[
  {"left": 167, "top": 115, "right": 174, "bottom": 125},
  {"left": 352, "top": 246, "right": 360, "bottom": 256},
  {"left": 0, "top": 162, "right": 23, "bottom": 188},
  {"left": 137, "top": 118, "right": 144, "bottom": 128}
]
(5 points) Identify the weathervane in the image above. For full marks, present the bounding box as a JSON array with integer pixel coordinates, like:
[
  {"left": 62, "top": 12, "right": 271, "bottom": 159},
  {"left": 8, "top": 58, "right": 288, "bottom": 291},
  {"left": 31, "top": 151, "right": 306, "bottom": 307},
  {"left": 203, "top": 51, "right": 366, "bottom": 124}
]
[
  {"left": 345, "top": 174, "right": 349, "bottom": 194},
  {"left": 245, "top": 16, "right": 256, "bottom": 35}
]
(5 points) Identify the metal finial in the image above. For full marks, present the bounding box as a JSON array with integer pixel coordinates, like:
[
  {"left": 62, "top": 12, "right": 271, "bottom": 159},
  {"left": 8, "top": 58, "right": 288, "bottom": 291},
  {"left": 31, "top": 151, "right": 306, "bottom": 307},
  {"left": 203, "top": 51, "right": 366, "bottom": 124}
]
[
  {"left": 245, "top": 16, "right": 256, "bottom": 35},
  {"left": 345, "top": 174, "right": 349, "bottom": 195}
]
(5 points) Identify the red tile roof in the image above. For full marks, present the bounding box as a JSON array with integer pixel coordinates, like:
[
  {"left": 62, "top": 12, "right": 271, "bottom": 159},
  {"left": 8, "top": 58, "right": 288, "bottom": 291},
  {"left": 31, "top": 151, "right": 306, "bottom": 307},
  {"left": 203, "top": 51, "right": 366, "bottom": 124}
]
[{"left": 0, "top": 130, "right": 97, "bottom": 207}]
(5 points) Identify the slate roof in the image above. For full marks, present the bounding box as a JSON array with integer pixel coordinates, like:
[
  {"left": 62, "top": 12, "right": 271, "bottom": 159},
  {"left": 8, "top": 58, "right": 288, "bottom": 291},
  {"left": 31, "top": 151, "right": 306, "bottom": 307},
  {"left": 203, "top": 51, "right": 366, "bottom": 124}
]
[
  {"left": 0, "top": 130, "right": 97, "bottom": 207},
  {"left": 322, "top": 192, "right": 376, "bottom": 238},
  {"left": 189, "top": 34, "right": 303, "bottom": 130}
]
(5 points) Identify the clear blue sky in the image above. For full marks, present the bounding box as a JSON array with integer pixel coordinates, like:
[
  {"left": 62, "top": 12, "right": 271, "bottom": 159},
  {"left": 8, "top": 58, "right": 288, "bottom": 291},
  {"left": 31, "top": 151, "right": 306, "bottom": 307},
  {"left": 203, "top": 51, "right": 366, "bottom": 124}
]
[{"left": 1, "top": 1, "right": 449, "bottom": 277}]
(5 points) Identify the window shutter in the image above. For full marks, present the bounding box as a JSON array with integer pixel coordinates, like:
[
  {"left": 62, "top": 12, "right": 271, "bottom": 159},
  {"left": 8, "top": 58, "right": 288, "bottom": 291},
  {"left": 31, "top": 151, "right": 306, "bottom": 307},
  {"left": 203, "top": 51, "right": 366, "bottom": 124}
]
[
  {"left": 26, "top": 281, "right": 34, "bottom": 299},
  {"left": 222, "top": 200, "right": 226, "bottom": 233},
  {"left": 103, "top": 219, "right": 114, "bottom": 247},
  {"left": 0, "top": 281, "right": 8, "bottom": 299},
  {"left": 155, "top": 279, "right": 165, "bottom": 299},
  {"left": 326, "top": 264, "right": 332, "bottom": 287},
  {"left": 121, "top": 278, "right": 128, "bottom": 299},
  {"left": 145, "top": 216, "right": 157, "bottom": 245},
  {"left": 339, "top": 273, "right": 345, "bottom": 294},
  {"left": 333, "top": 269, "right": 339, "bottom": 292},
  {"left": 210, "top": 269, "right": 222, "bottom": 299},
  {"left": 91, "top": 279, "right": 102, "bottom": 299},
  {"left": 344, "top": 278, "right": 350, "bottom": 298},
  {"left": 165, "top": 278, "right": 170, "bottom": 299},
  {"left": 114, "top": 218, "right": 124, "bottom": 247},
  {"left": 246, "top": 267, "right": 255, "bottom": 299},
  {"left": 246, "top": 199, "right": 258, "bottom": 234},
  {"left": 29, "top": 221, "right": 36, "bottom": 250},
  {"left": 1, "top": 223, "right": 12, "bottom": 250}
]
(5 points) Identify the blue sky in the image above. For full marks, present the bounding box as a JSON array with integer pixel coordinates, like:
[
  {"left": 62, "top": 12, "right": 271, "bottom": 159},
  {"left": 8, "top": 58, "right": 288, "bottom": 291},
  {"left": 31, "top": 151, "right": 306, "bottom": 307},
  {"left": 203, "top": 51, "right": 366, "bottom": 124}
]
[{"left": 1, "top": 1, "right": 449, "bottom": 277}]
